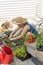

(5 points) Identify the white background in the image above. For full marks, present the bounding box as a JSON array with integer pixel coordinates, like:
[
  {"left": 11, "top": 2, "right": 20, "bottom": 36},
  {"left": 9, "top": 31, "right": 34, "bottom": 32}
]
[{"left": 40, "top": 0, "right": 43, "bottom": 17}]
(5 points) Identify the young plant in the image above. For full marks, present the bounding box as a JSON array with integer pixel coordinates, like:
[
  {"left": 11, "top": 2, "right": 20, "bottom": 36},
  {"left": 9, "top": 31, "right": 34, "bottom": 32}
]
[
  {"left": 36, "top": 32, "right": 43, "bottom": 49},
  {"left": 13, "top": 34, "right": 29, "bottom": 58}
]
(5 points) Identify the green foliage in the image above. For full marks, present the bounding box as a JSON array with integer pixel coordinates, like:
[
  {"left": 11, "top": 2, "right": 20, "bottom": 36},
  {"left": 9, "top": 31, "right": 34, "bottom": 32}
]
[
  {"left": 36, "top": 32, "right": 43, "bottom": 49},
  {"left": 14, "top": 46, "right": 27, "bottom": 58},
  {"left": 13, "top": 34, "right": 29, "bottom": 58},
  {"left": 10, "top": 34, "right": 29, "bottom": 47},
  {"left": 0, "top": 37, "right": 3, "bottom": 41}
]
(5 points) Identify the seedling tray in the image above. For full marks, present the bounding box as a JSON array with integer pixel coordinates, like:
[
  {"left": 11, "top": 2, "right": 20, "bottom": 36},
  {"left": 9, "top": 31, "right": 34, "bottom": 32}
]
[{"left": 16, "top": 53, "right": 31, "bottom": 61}]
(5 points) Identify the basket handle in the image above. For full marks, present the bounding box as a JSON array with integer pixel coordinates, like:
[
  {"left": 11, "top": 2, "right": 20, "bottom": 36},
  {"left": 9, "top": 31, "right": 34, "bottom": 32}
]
[{"left": 0, "top": 47, "right": 5, "bottom": 54}]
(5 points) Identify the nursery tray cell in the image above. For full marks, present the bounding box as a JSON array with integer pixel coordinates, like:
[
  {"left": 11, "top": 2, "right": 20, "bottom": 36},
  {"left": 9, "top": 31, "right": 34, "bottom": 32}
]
[{"left": 16, "top": 53, "right": 31, "bottom": 61}]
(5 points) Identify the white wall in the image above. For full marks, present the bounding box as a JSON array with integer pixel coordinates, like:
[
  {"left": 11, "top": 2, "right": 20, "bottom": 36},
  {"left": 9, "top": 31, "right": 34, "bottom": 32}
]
[
  {"left": 0, "top": 0, "right": 36, "bottom": 22},
  {"left": 40, "top": 0, "right": 43, "bottom": 17},
  {"left": 37, "top": 0, "right": 43, "bottom": 18},
  {"left": 36, "top": 0, "right": 40, "bottom": 17}
]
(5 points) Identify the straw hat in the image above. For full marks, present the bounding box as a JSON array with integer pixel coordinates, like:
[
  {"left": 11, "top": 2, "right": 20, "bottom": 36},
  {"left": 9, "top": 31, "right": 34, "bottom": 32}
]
[{"left": 12, "top": 17, "right": 27, "bottom": 24}]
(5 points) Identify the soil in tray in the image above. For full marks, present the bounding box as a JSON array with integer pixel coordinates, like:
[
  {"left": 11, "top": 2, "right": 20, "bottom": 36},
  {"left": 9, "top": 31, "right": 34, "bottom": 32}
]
[
  {"left": 37, "top": 47, "right": 43, "bottom": 52},
  {"left": 17, "top": 53, "right": 32, "bottom": 61}
]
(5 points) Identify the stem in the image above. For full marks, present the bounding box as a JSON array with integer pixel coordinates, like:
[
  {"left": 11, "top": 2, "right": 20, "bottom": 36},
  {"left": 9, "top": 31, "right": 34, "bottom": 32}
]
[{"left": 24, "top": 35, "right": 27, "bottom": 45}]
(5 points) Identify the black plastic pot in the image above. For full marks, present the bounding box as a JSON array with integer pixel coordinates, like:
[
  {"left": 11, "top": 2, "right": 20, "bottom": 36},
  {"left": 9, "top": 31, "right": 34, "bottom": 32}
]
[
  {"left": 16, "top": 53, "right": 31, "bottom": 61},
  {"left": 37, "top": 46, "right": 43, "bottom": 52}
]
